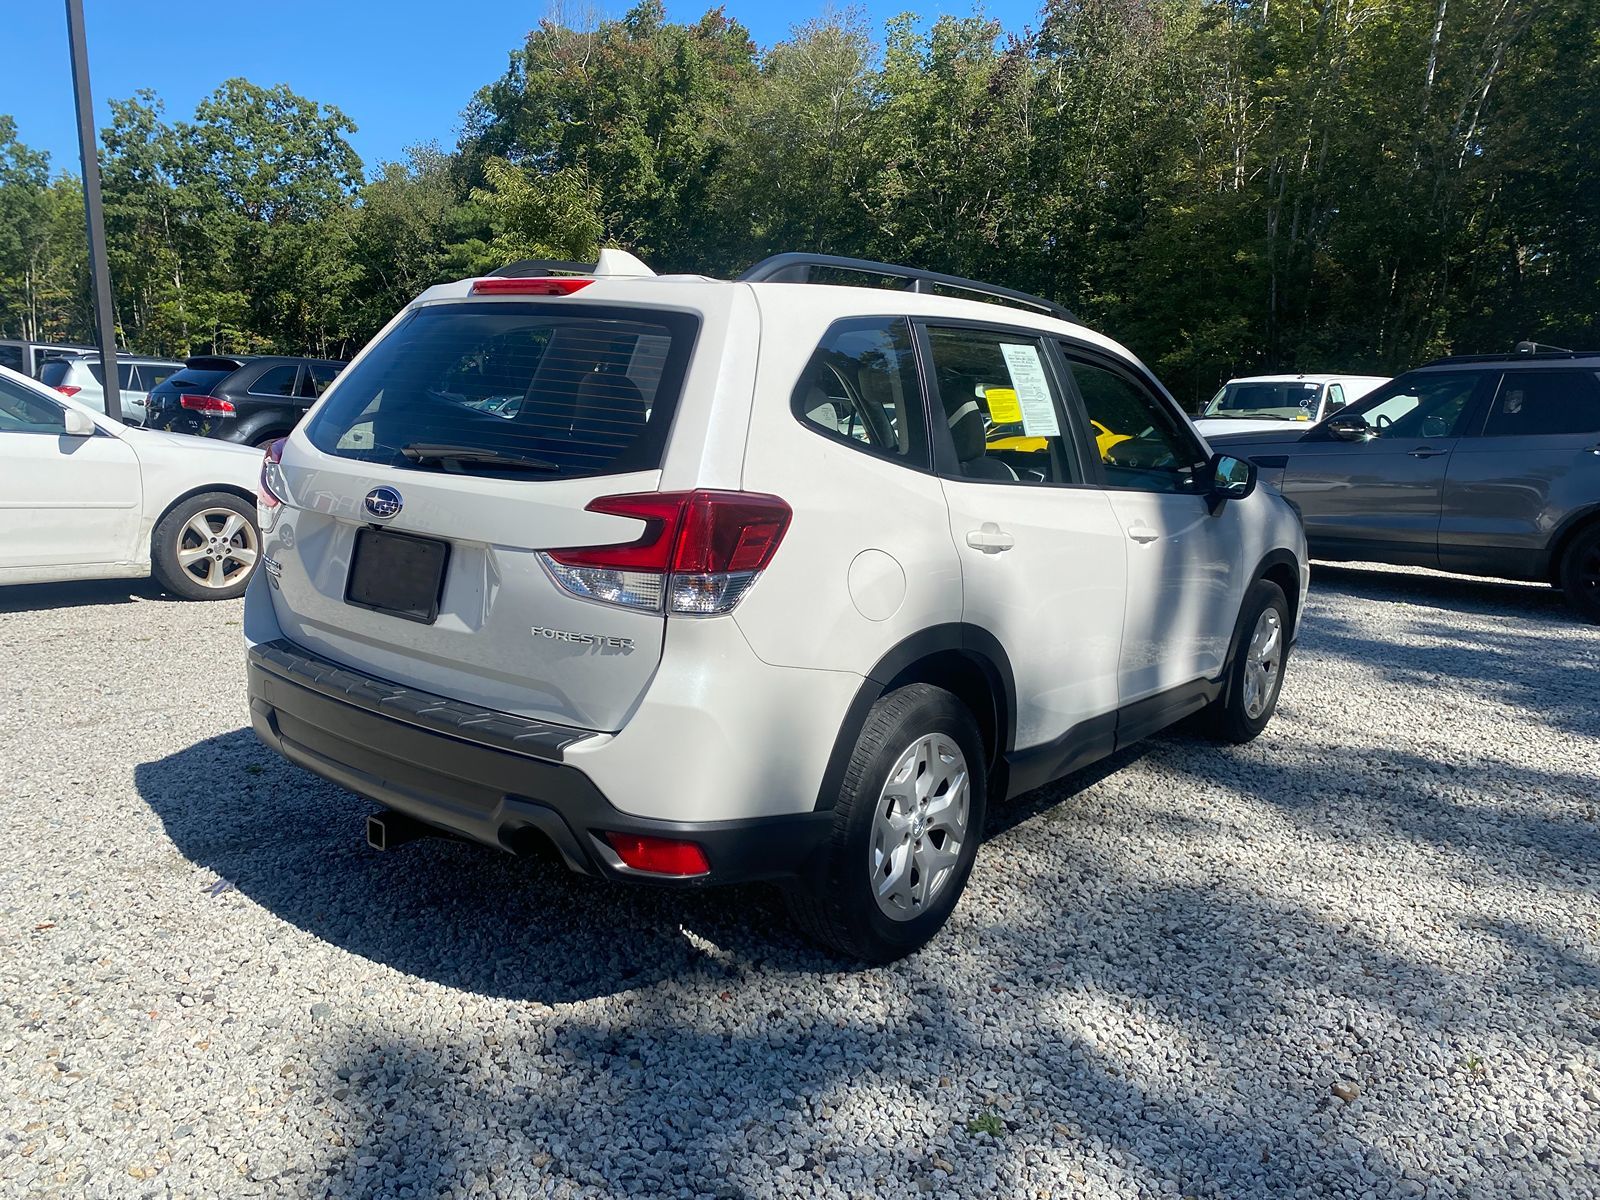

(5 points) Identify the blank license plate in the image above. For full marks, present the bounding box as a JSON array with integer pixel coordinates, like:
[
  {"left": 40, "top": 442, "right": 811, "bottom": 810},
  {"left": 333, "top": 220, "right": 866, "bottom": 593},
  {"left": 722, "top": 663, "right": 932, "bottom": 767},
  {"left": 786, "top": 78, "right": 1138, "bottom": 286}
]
[{"left": 345, "top": 528, "right": 450, "bottom": 624}]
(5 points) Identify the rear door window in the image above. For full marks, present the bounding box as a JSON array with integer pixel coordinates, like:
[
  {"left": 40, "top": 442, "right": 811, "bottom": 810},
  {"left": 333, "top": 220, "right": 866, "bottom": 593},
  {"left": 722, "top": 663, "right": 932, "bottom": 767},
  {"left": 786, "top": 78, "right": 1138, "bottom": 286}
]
[
  {"left": 132, "top": 363, "right": 179, "bottom": 391},
  {"left": 1481, "top": 371, "right": 1600, "bottom": 437},
  {"left": 303, "top": 302, "right": 697, "bottom": 479},
  {"left": 248, "top": 365, "right": 300, "bottom": 397},
  {"left": 298, "top": 362, "right": 342, "bottom": 398}
]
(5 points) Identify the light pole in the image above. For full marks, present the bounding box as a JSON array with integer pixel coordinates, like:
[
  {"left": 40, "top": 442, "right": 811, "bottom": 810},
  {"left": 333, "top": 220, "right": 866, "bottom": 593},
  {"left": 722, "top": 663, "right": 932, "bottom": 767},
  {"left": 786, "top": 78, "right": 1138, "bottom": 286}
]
[{"left": 64, "top": 0, "right": 121, "bottom": 422}]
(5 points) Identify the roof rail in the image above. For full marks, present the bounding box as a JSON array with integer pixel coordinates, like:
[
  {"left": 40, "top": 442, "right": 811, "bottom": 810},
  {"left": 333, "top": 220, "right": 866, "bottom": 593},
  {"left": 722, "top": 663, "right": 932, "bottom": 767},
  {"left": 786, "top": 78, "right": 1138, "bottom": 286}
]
[
  {"left": 1421, "top": 348, "right": 1598, "bottom": 367},
  {"left": 738, "top": 253, "right": 1076, "bottom": 323},
  {"left": 488, "top": 248, "right": 656, "bottom": 279}
]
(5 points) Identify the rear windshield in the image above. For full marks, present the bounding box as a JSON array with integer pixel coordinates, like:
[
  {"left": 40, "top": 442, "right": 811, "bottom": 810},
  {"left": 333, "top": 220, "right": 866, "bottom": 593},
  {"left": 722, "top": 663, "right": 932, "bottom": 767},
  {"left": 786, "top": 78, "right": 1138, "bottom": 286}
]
[
  {"left": 155, "top": 368, "right": 232, "bottom": 393},
  {"left": 38, "top": 361, "right": 73, "bottom": 387},
  {"left": 304, "top": 302, "right": 698, "bottom": 479}
]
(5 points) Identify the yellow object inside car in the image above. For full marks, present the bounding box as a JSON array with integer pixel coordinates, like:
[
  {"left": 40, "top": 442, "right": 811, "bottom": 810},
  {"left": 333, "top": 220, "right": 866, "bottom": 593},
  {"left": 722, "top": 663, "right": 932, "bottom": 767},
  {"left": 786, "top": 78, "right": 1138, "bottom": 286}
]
[
  {"left": 976, "top": 384, "right": 1133, "bottom": 462},
  {"left": 986, "top": 416, "right": 1132, "bottom": 460}
]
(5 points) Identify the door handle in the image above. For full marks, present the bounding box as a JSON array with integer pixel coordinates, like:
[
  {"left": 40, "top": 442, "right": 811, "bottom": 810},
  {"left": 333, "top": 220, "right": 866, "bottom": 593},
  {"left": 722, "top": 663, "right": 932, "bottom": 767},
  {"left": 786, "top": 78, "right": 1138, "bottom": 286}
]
[
  {"left": 1127, "top": 524, "right": 1160, "bottom": 544},
  {"left": 1408, "top": 446, "right": 1447, "bottom": 458},
  {"left": 965, "top": 524, "right": 1015, "bottom": 553}
]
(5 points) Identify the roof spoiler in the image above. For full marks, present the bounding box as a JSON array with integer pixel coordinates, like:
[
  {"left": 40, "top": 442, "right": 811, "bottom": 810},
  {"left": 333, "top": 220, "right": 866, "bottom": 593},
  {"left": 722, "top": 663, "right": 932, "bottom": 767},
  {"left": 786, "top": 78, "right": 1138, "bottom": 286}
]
[{"left": 488, "top": 248, "right": 656, "bottom": 279}]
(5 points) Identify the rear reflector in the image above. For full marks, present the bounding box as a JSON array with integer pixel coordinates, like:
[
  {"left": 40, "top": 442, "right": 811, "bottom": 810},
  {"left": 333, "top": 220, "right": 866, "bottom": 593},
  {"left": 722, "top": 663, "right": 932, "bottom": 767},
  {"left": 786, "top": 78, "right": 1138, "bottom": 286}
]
[
  {"left": 541, "top": 490, "right": 791, "bottom": 615},
  {"left": 604, "top": 833, "right": 710, "bottom": 877},
  {"left": 470, "top": 277, "right": 594, "bottom": 296},
  {"left": 180, "top": 394, "right": 236, "bottom": 416}
]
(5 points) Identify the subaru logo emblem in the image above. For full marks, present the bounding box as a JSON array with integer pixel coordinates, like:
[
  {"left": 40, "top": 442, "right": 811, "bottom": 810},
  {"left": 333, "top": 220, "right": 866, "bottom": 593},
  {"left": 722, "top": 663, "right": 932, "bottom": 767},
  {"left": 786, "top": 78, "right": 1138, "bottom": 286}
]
[{"left": 364, "top": 486, "right": 403, "bottom": 519}]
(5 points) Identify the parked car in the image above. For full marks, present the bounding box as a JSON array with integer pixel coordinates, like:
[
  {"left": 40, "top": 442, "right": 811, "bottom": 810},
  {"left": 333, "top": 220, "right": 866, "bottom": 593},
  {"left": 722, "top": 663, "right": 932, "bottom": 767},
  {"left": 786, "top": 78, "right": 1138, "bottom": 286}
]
[
  {"left": 145, "top": 355, "right": 346, "bottom": 448},
  {"left": 244, "top": 249, "right": 1308, "bottom": 961},
  {"left": 1194, "top": 373, "right": 1390, "bottom": 438},
  {"left": 37, "top": 353, "right": 185, "bottom": 426},
  {"left": 1208, "top": 350, "right": 1600, "bottom": 621},
  {"left": 0, "top": 364, "right": 263, "bottom": 599},
  {"left": 0, "top": 338, "right": 98, "bottom": 378}
]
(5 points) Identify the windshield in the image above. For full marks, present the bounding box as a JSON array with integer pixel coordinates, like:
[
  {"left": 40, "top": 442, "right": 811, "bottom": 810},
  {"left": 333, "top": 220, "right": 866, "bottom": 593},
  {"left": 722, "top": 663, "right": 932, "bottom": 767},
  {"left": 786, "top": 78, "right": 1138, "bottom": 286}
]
[
  {"left": 1203, "top": 381, "right": 1323, "bottom": 421},
  {"left": 303, "top": 302, "right": 698, "bottom": 480}
]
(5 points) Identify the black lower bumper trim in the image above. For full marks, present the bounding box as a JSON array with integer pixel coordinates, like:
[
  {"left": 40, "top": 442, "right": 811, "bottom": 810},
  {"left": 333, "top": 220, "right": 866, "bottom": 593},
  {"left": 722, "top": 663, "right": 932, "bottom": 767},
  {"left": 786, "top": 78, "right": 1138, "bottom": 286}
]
[{"left": 247, "top": 641, "right": 833, "bottom": 887}]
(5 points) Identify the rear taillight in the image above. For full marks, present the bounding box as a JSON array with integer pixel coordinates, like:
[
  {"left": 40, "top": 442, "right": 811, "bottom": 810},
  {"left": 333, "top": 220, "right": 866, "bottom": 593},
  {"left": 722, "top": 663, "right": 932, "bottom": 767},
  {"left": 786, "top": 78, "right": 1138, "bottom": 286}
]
[
  {"left": 470, "top": 277, "right": 594, "bottom": 296},
  {"left": 258, "top": 438, "right": 287, "bottom": 509},
  {"left": 603, "top": 833, "right": 710, "bottom": 877},
  {"left": 54, "top": 385, "right": 81, "bottom": 397},
  {"left": 541, "top": 490, "right": 791, "bottom": 616},
  {"left": 180, "top": 394, "right": 235, "bottom": 416}
]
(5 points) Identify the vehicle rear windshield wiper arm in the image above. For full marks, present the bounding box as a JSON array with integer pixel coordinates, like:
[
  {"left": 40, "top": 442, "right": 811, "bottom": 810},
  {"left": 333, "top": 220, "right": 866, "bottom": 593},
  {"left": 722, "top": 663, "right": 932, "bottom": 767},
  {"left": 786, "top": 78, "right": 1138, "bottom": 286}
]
[{"left": 400, "top": 443, "right": 559, "bottom": 472}]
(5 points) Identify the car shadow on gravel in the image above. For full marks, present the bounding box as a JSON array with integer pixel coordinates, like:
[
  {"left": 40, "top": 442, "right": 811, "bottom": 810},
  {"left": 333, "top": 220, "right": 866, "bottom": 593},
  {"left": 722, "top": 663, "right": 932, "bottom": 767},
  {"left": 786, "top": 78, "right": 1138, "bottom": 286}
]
[
  {"left": 134, "top": 729, "right": 848, "bottom": 1004},
  {"left": 0, "top": 576, "right": 173, "bottom": 613},
  {"left": 1151, "top": 732, "right": 1600, "bottom": 887},
  {"left": 1309, "top": 563, "right": 1573, "bottom": 619}
]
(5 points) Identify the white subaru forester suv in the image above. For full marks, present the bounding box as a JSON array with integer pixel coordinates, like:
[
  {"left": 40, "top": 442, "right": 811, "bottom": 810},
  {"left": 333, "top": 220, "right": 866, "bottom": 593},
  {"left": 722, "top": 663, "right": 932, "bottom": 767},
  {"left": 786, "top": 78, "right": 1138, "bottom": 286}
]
[{"left": 245, "top": 250, "right": 1308, "bottom": 961}]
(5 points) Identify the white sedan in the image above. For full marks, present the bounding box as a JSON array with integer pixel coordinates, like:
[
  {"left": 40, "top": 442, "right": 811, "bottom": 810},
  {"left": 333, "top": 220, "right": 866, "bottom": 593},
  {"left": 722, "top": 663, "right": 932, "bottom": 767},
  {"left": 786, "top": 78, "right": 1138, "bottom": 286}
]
[{"left": 0, "top": 364, "right": 264, "bottom": 599}]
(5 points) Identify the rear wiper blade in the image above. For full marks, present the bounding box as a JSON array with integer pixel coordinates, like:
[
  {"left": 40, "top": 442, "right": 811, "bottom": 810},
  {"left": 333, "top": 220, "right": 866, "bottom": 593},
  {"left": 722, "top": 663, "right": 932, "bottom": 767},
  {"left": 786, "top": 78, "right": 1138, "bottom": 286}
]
[{"left": 400, "top": 443, "right": 559, "bottom": 472}]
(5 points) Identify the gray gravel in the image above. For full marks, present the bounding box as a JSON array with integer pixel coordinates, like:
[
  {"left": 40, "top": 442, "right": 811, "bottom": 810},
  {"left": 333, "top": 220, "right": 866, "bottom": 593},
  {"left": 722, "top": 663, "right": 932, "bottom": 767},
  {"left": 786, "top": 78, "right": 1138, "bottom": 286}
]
[{"left": 2, "top": 565, "right": 1598, "bottom": 1199}]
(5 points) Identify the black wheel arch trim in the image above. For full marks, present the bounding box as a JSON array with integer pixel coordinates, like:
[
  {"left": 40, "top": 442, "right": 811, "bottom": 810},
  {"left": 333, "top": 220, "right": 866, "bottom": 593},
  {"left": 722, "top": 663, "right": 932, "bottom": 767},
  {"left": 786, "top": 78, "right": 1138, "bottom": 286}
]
[
  {"left": 1548, "top": 502, "right": 1600, "bottom": 583},
  {"left": 812, "top": 624, "right": 1017, "bottom": 812}
]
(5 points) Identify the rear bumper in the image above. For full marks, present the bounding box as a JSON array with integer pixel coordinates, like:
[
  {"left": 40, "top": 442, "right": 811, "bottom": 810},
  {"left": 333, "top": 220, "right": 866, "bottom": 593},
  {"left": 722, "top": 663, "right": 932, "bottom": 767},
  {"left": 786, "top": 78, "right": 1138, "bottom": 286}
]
[{"left": 247, "top": 639, "right": 833, "bottom": 886}]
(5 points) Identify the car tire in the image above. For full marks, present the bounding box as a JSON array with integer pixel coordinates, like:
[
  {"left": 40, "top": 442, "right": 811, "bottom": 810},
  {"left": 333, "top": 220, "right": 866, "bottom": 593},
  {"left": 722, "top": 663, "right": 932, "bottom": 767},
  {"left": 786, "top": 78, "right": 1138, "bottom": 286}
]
[
  {"left": 150, "top": 492, "right": 261, "bottom": 601},
  {"left": 1203, "top": 578, "right": 1291, "bottom": 744},
  {"left": 785, "top": 684, "right": 987, "bottom": 963},
  {"left": 1559, "top": 524, "right": 1600, "bottom": 624}
]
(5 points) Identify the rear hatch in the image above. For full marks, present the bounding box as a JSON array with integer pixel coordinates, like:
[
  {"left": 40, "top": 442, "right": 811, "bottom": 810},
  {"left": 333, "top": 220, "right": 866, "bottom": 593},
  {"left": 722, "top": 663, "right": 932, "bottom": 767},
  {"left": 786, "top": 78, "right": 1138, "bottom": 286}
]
[
  {"left": 265, "top": 297, "right": 702, "bottom": 732},
  {"left": 146, "top": 359, "right": 245, "bottom": 436}
]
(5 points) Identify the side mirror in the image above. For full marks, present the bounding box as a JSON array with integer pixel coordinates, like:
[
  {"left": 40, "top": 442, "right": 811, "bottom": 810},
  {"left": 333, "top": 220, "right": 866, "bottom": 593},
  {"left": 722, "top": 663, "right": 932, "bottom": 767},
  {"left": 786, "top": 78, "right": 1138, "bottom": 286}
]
[
  {"left": 1324, "top": 415, "right": 1369, "bottom": 442},
  {"left": 1209, "top": 452, "right": 1256, "bottom": 502},
  {"left": 62, "top": 408, "right": 96, "bottom": 438}
]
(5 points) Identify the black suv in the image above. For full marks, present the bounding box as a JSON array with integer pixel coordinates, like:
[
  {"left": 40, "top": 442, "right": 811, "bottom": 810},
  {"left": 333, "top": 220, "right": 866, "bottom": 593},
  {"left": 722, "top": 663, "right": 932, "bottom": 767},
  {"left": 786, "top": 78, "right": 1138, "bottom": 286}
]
[
  {"left": 145, "top": 355, "right": 346, "bottom": 448},
  {"left": 1208, "top": 348, "right": 1600, "bottom": 621}
]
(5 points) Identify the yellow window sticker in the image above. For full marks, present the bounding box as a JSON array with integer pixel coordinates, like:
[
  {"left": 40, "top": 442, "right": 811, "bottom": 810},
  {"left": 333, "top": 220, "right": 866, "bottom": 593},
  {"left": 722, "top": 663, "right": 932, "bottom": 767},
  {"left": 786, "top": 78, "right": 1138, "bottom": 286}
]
[{"left": 984, "top": 387, "right": 1022, "bottom": 424}]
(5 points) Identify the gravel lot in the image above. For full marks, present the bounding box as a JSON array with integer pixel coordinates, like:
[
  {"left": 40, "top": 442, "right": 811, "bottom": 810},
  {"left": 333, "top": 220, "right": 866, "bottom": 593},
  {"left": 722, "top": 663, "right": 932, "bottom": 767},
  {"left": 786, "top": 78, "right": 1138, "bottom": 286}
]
[{"left": 2, "top": 564, "right": 1597, "bottom": 1199}]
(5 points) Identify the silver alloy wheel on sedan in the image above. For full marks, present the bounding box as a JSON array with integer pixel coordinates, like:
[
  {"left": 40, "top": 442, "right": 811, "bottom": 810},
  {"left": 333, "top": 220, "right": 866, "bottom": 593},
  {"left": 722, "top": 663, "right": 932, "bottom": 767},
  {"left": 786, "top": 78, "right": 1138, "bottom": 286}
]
[
  {"left": 869, "top": 733, "right": 970, "bottom": 920},
  {"left": 175, "top": 508, "right": 258, "bottom": 591},
  {"left": 1241, "top": 606, "right": 1284, "bottom": 719}
]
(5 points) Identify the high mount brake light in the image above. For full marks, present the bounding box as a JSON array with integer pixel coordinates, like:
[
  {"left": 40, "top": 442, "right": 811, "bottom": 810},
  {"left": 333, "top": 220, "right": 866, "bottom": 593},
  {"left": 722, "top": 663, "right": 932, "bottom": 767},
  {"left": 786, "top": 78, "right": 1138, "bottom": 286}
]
[
  {"left": 258, "top": 437, "right": 287, "bottom": 509},
  {"left": 540, "top": 490, "right": 792, "bottom": 615},
  {"left": 469, "top": 277, "right": 595, "bottom": 296},
  {"left": 180, "top": 394, "right": 235, "bottom": 416}
]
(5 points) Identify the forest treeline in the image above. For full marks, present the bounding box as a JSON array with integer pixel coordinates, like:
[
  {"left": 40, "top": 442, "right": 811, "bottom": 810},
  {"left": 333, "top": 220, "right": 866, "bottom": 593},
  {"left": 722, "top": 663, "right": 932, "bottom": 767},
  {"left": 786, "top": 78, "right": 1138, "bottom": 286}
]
[{"left": 0, "top": 0, "right": 1595, "bottom": 405}]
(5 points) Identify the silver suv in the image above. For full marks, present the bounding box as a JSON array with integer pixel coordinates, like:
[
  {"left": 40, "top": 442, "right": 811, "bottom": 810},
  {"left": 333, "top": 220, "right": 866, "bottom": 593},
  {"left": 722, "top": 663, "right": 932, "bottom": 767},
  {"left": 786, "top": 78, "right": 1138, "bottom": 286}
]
[
  {"left": 1209, "top": 351, "right": 1600, "bottom": 622},
  {"left": 38, "top": 353, "right": 184, "bottom": 427},
  {"left": 245, "top": 251, "right": 1309, "bottom": 960}
]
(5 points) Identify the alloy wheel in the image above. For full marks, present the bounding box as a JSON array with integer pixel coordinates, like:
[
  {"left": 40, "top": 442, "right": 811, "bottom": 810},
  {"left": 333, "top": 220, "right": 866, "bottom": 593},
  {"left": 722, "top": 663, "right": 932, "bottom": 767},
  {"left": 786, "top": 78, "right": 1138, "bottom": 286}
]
[
  {"left": 176, "top": 508, "right": 258, "bottom": 591},
  {"left": 868, "top": 733, "right": 970, "bottom": 921}
]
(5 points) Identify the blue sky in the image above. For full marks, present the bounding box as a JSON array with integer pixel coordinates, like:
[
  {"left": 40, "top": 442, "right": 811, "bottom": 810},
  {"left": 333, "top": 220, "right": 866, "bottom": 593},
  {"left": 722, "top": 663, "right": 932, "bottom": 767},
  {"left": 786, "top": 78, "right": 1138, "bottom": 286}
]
[{"left": 3, "top": 0, "right": 1039, "bottom": 177}]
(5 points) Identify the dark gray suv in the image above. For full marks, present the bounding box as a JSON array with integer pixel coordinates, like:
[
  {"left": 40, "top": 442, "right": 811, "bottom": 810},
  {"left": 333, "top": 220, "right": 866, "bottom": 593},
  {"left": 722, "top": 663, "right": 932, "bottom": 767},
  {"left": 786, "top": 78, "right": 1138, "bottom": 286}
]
[{"left": 1208, "top": 351, "right": 1600, "bottom": 621}]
